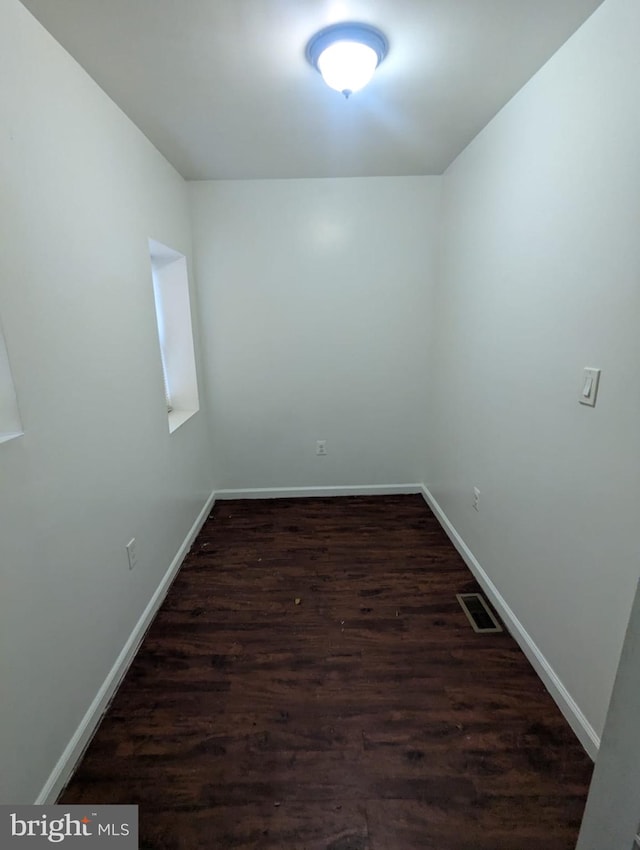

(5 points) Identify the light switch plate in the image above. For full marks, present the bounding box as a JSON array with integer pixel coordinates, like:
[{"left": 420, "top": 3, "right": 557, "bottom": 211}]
[{"left": 579, "top": 367, "right": 601, "bottom": 407}]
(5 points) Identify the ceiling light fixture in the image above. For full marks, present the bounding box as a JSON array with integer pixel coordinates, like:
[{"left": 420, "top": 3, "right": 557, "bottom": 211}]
[{"left": 306, "top": 22, "right": 388, "bottom": 99}]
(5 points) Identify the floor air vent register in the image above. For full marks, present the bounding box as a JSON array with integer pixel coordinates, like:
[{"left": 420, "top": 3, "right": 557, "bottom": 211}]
[{"left": 456, "top": 593, "right": 503, "bottom": 633}]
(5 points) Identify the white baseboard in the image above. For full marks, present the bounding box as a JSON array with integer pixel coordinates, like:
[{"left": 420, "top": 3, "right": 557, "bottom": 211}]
[
  {"left": 421, "top": 485, "right": 600, "bottom": 761},
  {"left": 215, "top": 484, "right": 423, "bottom": 500},
  {"left": 35, "top": 489, "right": 217, "bottom": 804}
]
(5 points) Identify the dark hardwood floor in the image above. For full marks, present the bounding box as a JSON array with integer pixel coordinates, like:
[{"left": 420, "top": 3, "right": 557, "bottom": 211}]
[{"left": 60, "top": 495, "right": 593, "bottom": 849}]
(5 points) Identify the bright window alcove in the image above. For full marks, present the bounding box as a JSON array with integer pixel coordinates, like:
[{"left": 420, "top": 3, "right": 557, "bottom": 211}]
[
  {"left": 0, "top": 318, "right": 23, "bottom": 444},
  {"left": 149, "top": 239, "right": 200, "bottom": 433}
]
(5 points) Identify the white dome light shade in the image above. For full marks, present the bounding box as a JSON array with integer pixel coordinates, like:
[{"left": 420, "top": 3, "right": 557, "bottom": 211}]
[
  {"left": 317, "top": 41, "right": 379, "bottom": 96},
  {"left": 306, "top": 23, "right": 388, "bottom": 98}
]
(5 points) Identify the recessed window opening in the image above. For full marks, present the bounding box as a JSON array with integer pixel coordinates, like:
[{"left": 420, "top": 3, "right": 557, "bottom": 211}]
[
  {"left": 0, "top": 316, "right": 23, "bottom": 444},
  {"left": 149, "top": 239, "right": 200, "bottom": 434}
]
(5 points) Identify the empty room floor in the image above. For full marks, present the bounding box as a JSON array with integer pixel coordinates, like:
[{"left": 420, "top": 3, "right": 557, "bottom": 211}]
[{"left": 60, "top": 495, "right": 593, "bottom": 849}]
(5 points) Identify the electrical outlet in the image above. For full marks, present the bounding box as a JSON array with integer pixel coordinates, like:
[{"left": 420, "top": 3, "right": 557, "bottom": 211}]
[
  {"left": 316, "top": 440, "right": 327, "bottom": 456},
  {"left": 473, "top": 487, "right": 481, "bottom": 512},
  {"left": 126, "top": 538, "right": 137, "bottom": 570}
]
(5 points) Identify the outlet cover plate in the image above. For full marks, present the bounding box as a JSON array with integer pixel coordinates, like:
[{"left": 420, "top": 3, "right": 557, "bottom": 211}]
[{"left": 126, "top": 538, "right": 137, "bottom": 570}]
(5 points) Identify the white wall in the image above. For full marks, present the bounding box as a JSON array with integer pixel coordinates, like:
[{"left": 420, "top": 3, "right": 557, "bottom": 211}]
[
  {"left": 428, "top": 0, "right": 640, "bottom": 742},
  {"left": 0, "top": 0, "right": 213, "bottom": 803},
  {"left": 189, "top": 177, "right": 441, "bottom": 492}
]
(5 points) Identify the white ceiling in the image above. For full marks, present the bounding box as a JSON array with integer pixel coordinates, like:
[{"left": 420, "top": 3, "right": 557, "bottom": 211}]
[{"left": 19, "top": 0, "right": 604, "bottom": 180}]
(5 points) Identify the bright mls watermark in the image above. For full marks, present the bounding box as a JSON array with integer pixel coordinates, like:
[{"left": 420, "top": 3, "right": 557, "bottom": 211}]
[{"left": 1, "top": 806, "right": 137, "bottom": 847}]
